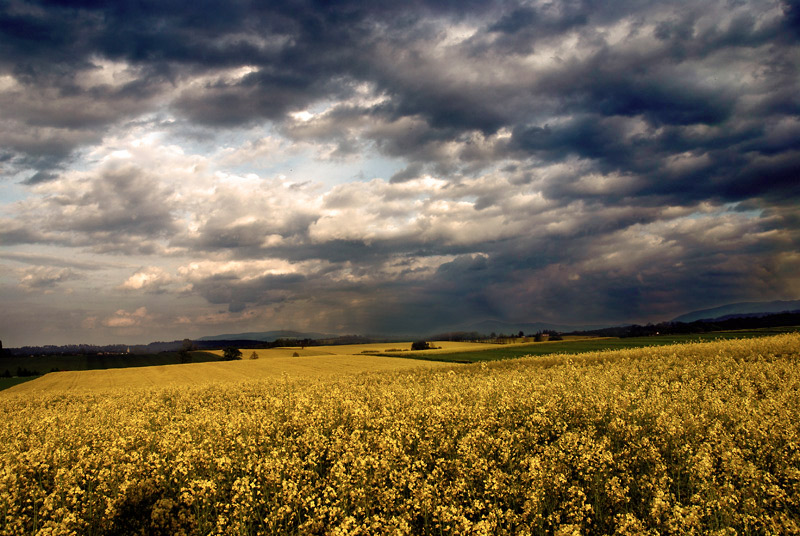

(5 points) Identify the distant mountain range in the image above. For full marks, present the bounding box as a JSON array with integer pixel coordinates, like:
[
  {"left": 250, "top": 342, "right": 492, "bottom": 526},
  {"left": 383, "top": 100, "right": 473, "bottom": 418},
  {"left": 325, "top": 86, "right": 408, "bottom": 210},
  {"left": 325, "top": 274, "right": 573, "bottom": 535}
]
[
  {"left": 197, "top": 330, "right": 337, "bottom": 342},
  {"left": 671, "top": 300, "right": 800, "bottom": 323}
]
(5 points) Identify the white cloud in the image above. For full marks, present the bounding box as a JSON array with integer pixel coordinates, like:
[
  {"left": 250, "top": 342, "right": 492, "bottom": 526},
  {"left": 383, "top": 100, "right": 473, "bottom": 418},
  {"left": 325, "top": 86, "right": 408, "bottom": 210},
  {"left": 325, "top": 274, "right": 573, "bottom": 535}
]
[
  {"left": 102, "top": 306, "right": 151, "bottom": 328},
  {"left": 118, "top": 267, "right": 174, "bottom": 292},
  {"left": 18, "top": 266, "right": 80, "bottom": 291},
  {"left": 177, "top": 258, "right": 303, "bottom": 283}
]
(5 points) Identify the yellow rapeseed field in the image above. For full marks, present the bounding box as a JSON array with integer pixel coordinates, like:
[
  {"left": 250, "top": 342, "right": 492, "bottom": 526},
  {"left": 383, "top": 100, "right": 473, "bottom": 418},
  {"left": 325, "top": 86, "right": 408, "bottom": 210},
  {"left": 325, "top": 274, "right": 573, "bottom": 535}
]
[
  {"left": 1, "top": 334, "right": 799, "bottom": 535},
  {"left": 3, "top": 352, "right": 453, "bottom": 395},
  {"left": 3, "top": 340, "right": 488, "bottom": 396}
]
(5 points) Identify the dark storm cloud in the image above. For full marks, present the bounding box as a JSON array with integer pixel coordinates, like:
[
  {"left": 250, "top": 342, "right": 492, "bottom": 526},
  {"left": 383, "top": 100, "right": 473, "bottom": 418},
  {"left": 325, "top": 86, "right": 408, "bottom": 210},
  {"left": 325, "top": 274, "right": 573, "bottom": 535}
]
[
  {"left": 6, "top": 164, "right": 180, "bottom": 254},
  {"left": 390, "top": 163, "right": 425, "bottom": 184},
  {"left": 0, "top": 219, "right": 48, "bottom": 245},
  {"left": 0, "top": 0, "right": 468, "bottom": 170},
  {"left": 403, "top": 208, "right": 798, "bottom": 327},
  {"left": 0, "top": 251, "right": 110, "bottom": 270},
  {"left": 176, "top": 203, "right": 800, "bottom": 331},
  {"left": 158, "top": 150, "right": 798, "bottom": 327},
  {"left": 193, "top": 272, "right": 307, "bottom": 310},
  {"left": 4, "top": 0, "right": 798, "bottom": 178},
  {"left": 52, "top": 167, "right": 176, "bottom": 238},
  {"left": 22, "top": 171, "right": 58, "bottom": 185}
]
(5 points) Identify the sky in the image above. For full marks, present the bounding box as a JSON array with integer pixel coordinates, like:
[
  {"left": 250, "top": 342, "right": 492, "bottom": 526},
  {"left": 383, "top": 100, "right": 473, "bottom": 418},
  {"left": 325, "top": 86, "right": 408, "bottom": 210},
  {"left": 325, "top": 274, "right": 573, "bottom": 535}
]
[{"left": 0, "top": 0, "right": 799, "bottom": 346}]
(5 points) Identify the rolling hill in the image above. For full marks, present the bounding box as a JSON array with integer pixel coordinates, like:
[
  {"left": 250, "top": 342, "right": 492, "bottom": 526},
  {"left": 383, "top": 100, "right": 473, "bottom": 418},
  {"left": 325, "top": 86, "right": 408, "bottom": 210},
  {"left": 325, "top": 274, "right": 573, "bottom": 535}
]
[{"left": 671, "top": 300, "right": 800, "bottom": 323}]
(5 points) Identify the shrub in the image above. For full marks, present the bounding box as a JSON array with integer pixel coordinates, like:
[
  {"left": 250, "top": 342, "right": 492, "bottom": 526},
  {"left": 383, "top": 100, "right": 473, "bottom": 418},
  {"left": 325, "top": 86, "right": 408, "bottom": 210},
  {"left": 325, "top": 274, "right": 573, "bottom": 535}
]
[{"left": 221, "top": 347, "right": 242, "bottom": 361}]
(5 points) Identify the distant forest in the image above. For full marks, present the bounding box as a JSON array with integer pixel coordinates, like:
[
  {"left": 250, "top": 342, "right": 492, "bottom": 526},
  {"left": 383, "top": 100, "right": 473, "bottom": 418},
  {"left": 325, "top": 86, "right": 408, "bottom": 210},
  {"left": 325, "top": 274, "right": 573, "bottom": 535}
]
[
  {"left": 567, "top": 310, "right": 800, "bottom": 338},
  {"left": 0, "top": 335, "right": 377, "bottom": 358}
]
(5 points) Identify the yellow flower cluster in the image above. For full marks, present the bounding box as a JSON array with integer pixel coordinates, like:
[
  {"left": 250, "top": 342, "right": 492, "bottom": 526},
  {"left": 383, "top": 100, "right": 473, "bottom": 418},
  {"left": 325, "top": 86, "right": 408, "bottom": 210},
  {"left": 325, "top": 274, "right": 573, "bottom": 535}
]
[{"left": 1, "top": 334, "right": 799, "bottom": 535}]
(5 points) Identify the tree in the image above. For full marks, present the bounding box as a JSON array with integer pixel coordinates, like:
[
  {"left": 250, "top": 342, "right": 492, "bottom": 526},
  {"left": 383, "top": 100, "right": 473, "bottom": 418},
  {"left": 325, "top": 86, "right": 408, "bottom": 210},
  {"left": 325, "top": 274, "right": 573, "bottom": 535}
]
[
  {"left": 179, "top": 339, "right": 195, "bottom": 363},
  {"left": 543, "top": 329, "right": 562, "bottom": 341},
  {"left": 222, "top": 347, "right": 243, "bottom": 361},
  {"left": 411, "top": 341, "right": 432, "bottom": 351},
  {"left": 249, "top": 351, "right": 259, "bottom": 360}
]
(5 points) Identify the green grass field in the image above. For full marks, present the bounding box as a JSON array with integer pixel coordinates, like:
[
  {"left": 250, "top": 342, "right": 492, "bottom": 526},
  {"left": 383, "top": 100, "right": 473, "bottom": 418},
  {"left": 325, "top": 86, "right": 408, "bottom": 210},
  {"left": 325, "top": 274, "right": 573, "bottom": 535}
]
[
  {"left": 0, "top": 350, "right": 222, "bottom": 374},
  {"left": 382, "top": 326, "right": 800, "bottom": 363},
  {"left": 0, "top": 377, "right": 38, "bottom": 390}
]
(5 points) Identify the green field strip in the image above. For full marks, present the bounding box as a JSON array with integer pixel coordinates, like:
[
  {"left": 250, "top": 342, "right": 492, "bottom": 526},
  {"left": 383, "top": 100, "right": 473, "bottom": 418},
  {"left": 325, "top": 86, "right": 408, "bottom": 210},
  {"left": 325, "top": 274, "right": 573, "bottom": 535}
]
[
  {"left": 386, "top": 326, "right": 800, "bottom": 363},
  {"left": 0, "top": 377, "right": 39, "bottom": 391},
  {"left": 0, "top": 350, "right": 223, "bottom": 377}
]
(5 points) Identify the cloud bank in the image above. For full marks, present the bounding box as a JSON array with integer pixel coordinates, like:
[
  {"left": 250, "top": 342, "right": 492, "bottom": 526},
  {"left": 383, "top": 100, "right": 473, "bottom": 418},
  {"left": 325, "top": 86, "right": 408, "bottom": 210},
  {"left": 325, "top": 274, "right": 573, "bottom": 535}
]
[{"left": 0, "top": 0, "right": 798, "bottom": 345}]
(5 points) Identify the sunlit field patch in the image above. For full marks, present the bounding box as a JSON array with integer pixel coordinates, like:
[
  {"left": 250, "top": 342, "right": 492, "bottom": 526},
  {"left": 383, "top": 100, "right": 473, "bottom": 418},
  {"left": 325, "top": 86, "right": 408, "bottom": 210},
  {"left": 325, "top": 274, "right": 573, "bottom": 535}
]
[
  {"left": 2, "top": 352, "right": 453, "bottom": 395},
  {"left": 3, "top": 341, "right": 493, "bottom": 396},
  {"left": 1, "top": 334, "right": 798, "bottom": 534}
]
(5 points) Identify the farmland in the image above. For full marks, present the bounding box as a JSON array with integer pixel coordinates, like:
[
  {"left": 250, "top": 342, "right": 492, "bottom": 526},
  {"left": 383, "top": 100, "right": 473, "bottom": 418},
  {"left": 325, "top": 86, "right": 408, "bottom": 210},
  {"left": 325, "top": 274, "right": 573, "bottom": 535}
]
[
  {"left": 384, "top": 326, "right": 800, "bottom": 363},
  {"left": 3, "top": 328, "right": 796, "bottom": 393},
  {"left": 2, "top": 351, "right": 453, "bottom": 395},
  {"left": 1, "top": 333, "right": 799, "bottom": 534},
  {"left": 0, "top": 377, "right": 36, "bottom": 391},
  {"left": 0, "top": 340, "right": 509, "bottom": 394},
  {"left": 0, "top": 351, "right": 223, "bottom": 387},
  {"left": 0, "top": 341, "right": 494, "bottom": 393}
]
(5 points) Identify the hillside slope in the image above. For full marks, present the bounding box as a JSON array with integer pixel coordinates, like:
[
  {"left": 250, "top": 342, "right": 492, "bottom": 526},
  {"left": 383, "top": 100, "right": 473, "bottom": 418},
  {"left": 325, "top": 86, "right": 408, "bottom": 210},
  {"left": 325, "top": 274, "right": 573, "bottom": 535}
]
[
  {"left": 1, "top": 348, "right": 453, "bottom": 395},
  {"left": 672, "top": 299, "right": 800, "bottom": 322}
]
